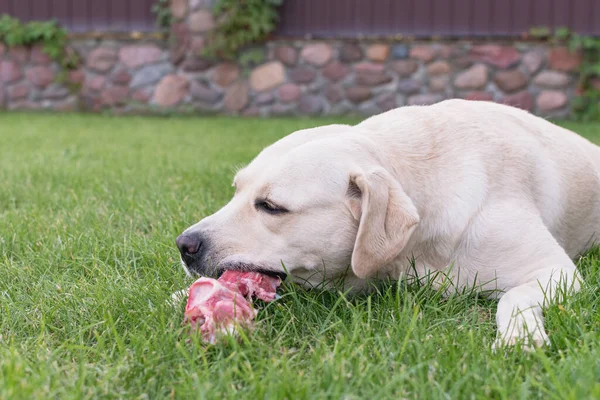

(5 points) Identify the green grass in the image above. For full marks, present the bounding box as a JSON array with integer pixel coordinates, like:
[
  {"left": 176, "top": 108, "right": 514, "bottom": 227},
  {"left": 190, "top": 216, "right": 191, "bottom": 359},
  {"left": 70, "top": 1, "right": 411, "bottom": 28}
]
[{"left": 2, "top": 113, "right": 600, "bottom": 399}]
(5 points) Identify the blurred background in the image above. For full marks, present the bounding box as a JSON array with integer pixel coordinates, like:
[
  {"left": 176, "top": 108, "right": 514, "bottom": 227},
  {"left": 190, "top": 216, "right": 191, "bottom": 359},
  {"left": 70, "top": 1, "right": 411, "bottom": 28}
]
[{"left": 0, "top": 0, "right": 596, "bottom": 119}]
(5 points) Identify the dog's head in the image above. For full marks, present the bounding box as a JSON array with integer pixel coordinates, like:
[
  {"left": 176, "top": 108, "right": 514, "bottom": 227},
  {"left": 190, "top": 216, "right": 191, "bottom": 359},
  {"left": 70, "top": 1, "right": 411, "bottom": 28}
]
[{"left": 177, "top": 125, "right": 419, "bottom": 288}]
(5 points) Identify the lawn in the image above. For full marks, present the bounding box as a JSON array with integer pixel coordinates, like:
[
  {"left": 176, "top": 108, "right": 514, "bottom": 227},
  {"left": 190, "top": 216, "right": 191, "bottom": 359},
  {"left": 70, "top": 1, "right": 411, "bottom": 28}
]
[{"left": 2, "top": 113, "right": 600, "bottom": 399}]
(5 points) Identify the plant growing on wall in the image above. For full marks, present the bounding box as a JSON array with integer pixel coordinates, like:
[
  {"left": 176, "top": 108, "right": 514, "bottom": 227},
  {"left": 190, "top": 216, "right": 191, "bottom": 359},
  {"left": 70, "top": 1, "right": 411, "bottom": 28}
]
[
  {"left": 0, "top": 15, "right": 79, "bottom": 72},
  {"left": 204, "top": 0, "right": 283, "bottom": 59},
  {"left": 531, "top": 26, "right": 600, "bottom": 121},
  {"left": 152, "top": 0, "right": 172, "bottom": 33},
  {"left": 555, "top": 28, "right": 600, "bottom": 122}
]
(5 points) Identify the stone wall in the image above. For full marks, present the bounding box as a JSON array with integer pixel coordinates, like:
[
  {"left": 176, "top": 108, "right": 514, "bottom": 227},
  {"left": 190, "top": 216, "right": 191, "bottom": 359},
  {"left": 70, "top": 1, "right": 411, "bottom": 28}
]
[{"left": 0, "top": 0, "right": 583, "bottom": 117}]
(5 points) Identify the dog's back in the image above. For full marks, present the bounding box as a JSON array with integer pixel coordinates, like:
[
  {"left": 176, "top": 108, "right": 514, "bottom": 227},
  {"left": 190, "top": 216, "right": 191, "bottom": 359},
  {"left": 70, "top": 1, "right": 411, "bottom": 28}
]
[{"left": 357, "top": 99, "right": 600, "bottom": 259}]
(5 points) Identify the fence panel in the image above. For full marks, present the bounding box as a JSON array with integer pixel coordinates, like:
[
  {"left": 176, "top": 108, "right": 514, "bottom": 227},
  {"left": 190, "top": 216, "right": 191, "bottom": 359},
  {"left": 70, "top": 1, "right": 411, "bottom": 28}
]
[
  {"left": 0, "top": 1, "right": 596, "bottom": 37},
  {"left": 0, "top": 0, "right": 157, "bottom": 33},
  {"left": 276, "top": 0, "right": 600, "bottom": 37}
]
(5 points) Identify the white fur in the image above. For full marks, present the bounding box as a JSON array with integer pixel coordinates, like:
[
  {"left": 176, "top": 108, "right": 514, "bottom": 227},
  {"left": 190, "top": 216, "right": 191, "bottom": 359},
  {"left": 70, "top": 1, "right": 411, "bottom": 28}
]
[{"left": 181, "top": 99, "right": 600, "bottom": 349}]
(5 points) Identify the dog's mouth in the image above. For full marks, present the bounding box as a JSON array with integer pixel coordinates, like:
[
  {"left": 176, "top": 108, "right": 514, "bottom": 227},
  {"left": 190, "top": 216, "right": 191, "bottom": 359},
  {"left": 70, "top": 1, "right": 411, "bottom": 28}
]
[
  {"left": 254, "top": 268, "right": 288, "bottom": 281},
  {"left": 217, "top": 262, "right": 288, "bottom": 281}
]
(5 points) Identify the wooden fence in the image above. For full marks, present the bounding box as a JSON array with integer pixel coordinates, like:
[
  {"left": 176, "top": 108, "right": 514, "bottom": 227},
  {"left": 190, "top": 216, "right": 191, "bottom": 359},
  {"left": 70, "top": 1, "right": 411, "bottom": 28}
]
[
  {"left": 0, "top": 0, "right": 598, "bottom": 37},
  {"left": 276, "top": 0, "right": 600, "bottom": 38},
  {"left": 0, "top": 0, "right": 157, "bottom": 32}
]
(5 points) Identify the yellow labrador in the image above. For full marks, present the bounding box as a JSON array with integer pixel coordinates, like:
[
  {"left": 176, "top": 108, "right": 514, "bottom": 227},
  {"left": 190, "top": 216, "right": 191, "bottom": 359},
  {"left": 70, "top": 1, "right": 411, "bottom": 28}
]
[{"left": 176, "top": 99, "right": 600, "bottom": 348}]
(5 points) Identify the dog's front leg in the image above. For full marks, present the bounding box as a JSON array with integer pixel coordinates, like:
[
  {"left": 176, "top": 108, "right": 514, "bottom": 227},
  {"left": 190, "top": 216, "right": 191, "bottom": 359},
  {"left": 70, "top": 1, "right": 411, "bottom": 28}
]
[
  {"left": 494, "top": 266, "right": 580, "bottom": 351},
  {"left": 460, "top": 199, "right": 582, "bottom": 351}
]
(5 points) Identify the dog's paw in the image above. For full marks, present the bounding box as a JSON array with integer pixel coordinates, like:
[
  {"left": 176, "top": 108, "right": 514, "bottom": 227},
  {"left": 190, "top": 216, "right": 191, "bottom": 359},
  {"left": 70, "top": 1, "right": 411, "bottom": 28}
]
[
  {"left": 168, "top": 289, "right": 189, "bottom": 308},
  {"left": 492, "top": 329, "right": 549, "bottom": 353}
]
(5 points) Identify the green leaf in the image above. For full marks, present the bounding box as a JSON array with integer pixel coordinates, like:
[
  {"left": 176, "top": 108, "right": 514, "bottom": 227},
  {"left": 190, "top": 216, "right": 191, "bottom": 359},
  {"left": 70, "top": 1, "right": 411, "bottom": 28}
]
[
  {"left": 554, "top": 26, "right": 571, "bottom": 40},
  {"left": 529, "top": 26, "right": 550, "bottom": 38},
  {"left": 206, "top": 0, "right": 283, "bottom": 58}
]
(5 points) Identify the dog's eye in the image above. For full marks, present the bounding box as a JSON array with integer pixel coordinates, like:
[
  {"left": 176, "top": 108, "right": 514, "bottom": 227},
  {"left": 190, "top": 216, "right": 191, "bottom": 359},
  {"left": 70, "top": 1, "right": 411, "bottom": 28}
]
[{"left": 255, "top": 199, "right": 289, "bottom": 215}]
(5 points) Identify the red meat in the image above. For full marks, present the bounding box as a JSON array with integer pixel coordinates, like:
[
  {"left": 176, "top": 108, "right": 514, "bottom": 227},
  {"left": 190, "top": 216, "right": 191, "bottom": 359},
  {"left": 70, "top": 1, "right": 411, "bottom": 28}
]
[
  {"left": 219, "top": 271, "right": 281, "bottom": 302},
  {"left": 184, "top": 271, "right": 281, "bottom": 343}
]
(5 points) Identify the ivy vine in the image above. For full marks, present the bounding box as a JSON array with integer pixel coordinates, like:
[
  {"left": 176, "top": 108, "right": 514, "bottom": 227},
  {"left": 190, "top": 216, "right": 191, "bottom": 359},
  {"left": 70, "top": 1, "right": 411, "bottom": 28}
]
[
  {"left": 204, "top": 0, "right": 284, "bottom": 59},
  {"left": 151, "top": 0, "right": 172, "bottom": 33},
  {"left": 0, "top": 15, "right": 79, "bottom": 73},
  {"left": 530, "top": 26, "right": 600, "bottom": 121},
  {"left": 556, "top": 28, "right": 600, "bottom": 121}
]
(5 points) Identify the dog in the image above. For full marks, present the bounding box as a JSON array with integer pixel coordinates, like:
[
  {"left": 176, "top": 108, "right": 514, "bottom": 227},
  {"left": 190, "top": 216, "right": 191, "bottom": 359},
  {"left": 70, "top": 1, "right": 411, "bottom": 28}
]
[{"left": 176, "top": 99, "right": 600, "bottom": 349}]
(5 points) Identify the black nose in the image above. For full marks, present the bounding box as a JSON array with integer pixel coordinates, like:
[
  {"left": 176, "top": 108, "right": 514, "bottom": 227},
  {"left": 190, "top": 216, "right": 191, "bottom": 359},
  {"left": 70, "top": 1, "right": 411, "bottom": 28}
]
[{"left": 176, "top": 233, "right": 202, "bottom": 258}]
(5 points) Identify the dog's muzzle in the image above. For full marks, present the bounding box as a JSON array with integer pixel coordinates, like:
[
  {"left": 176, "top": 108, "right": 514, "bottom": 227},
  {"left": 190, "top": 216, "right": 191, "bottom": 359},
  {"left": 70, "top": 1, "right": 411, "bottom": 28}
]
[{"left": 176, "top": 232, "right": 205, "bottom": 269}]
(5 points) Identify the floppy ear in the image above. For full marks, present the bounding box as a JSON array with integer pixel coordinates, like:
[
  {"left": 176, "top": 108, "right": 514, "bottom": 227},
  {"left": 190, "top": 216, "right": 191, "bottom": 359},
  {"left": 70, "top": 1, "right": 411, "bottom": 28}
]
[{"left": 349, "top": 168, "right": 420, "bottom": 279}]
